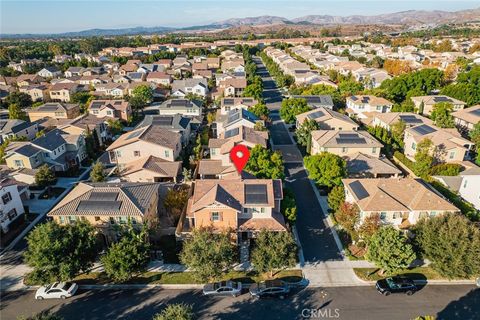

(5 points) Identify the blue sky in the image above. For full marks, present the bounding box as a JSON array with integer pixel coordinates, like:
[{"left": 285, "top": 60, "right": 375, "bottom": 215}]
[{"left": 1, "top": 0, "right": 479, "bottom": 34}]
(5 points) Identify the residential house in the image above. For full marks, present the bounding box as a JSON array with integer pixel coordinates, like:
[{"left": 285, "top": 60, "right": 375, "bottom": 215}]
[
  {"left": 343, "top": 178, "right": 459, "bottom": 228},
  {"left": 0, "top": 177, "right": 29, "bottom": 233},
  {"left": 215, "top": 108, "right": 261, "bottom": 138},
  {"left": 0, "top": 119, "right": 39, "bottom": 144},
  {"left": 4, "top": 129, "right": 87, "bottom": 171},
  {"left": 47, "top": 182, "right": 165, "bottom": 245},
  {"left": 411, "top": 95, "right": 466, "bottom": 116},
  {"left": 119, "top": 156, "right": 182, "bottom": 183},
  {"left": 345, "top": 153, "right": 402, "bottom": 178},
  {"left": 171, "top": 79, "right": 209, "bottom": 98},
  {"left": 310, "top": 130, "right": 383, "bottom": 158},
  {"left": 106, "top": 125, "right": 182, "bottom": 167},
  {"left": 15, "top": 74, "right": 44, "bottom": 87},
  {"left": 148, "top": 99, "right": 203, "bottom": 118},
  {"left": 146, "top": 72, "right": 172, "bottom": 87},
  {"left": 37, "top": 66, "right": 62, "bottom": 78},
  {"left": 95, "top": 83, "right": 126, "bottom": 98},
  {"left": 182, "top": 178, "right": 286, "bottom": 242},
  {"left": 452, "top": 105, "right": 480, "bottom": 133},
  {"left": 19, "top": 84, "right": 49, "bottom": 102},
  {"left": 404, "top": 124, "right": 474, "bottom": 163},
  {"left": 220, "top": 97, "right": 258, "bottom": 115},
  {"left": 48, "top": 83, "right": 86, "bottom": 102},
  {"left": 218, "top": 78, "right": 247, "bottom": 98},
  {"left": 295, "top": 107, "right": 359, "bottom": 131},
  {"left": 371, "top": 112, "right": 433, "bottom": 131},
  {"left": 65, "top": 67, "right": 86, "bottom": 78},
  {"left": 27, "top": 102, "right": 80, "bottom": 122},
  {"left": 291, "top": 95, "right": 334, "bottom": 109},
  {"left": 346, "top": 95, "right": 393, "bottom": 119},
  {"left": 136, "top": 114, "right": 192, "bottom": 146},
  {"left": 88, "top": 100, "right": 132, "bottom": 122},
  {"left": 433, "top": 166, "right": 480, "bottom": 210},
  {"left": 59, "top": 114, "right": 111, "bottom": 147}
]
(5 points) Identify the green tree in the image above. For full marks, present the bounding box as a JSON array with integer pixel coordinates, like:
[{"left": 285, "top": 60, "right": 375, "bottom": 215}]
[
  {"left": 8, "top": 103, "right": 27, "bottom": 120},
  {"left": 328, "top": 185, "right": 345, "bottom": 212},
  {"left": 101, "top": 223, "right": 151, "bottom": 282},
  {"left": 153, "top": 304, "right": 194, "bottom": 320},
  {"left": 106, "top": 118, "right": 124, "bottom": 135},
  {"left": 334, "top": 202, "right": 359, "bottom": 238},
  {"left": 390, "top": 120, "right": 406, "bottom": 148},
  {"left": 281, "top": 188, "right": 297, "bottom": 224},
  {"left": 304, "top": 152, "right": 346, "bottom": 187},
  {"left": 414, "top": 138, "right": 434, "bottom": 178},
  {"left": 130, "top": 85, "right": 153, "bottom": 112},
  {"left": 430, "top": 102, "right": 455, "bottom": 128},
  {"left": 180, "top": 228, "right": 236, "bottom": 281},
  {"left": 5, "top": 91, "right": 32, "bottom": 109},
  {"left": 24, "top": 221, "right": 98, "bottom": 284},
  {"left": 243, "top": 82, "right": 263, "bottom": 100},
  {"left": 414, "top": 214, "right": 480, "bottom": 279},
  {"left": 89, "top": 161, "right": 105, "bottom": 182},
  {"left": 250, "top": 230, "right": 297, "bottom": 277},
  {"left": 366, "top": 226, "right": 416, "bottom": 275},
  {"left": 164, "top": 186, "right": 189, "bottom": 220},
  {"left": 245, "top": 145, "right": 284, "bottom": 179},
  {"left": 296, "top": 119, "right": 319, "bottom": 149},
  {"left": 34, "top": 164, "right": 56, "bottom": 187},
  {"left": 248, "top": 103, "right": 269, "bottom": 119},
  {"left": 470, "top": 122, "right": 480, "bottom": 165},
  {"left": 279, "top": 98, "right": 311, "bottom": 124}
]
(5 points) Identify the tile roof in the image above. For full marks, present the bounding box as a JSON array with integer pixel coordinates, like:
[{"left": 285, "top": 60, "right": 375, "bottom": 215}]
[
  {"left": 48, "top": 182, "right": 162, "bottom": 216},
  {"left": 346, "top": 152, "right": 402, "bottom": 177},
  {"left": 343, "top": 178, "right": 459, "bottom": 212},
  {"left": 411, "top": 95, "right": 466, "bottom": 106},
  {"left": 121, "top": 156, "right": 181, "bottom": 178},
  {"left": 296, "top": 107, "right": 358, "bottom": 127},
  {"left": 106, "top": 125, "right": 181, "bottom": 151},
  {"left": 347, "top": 95, "right": 393, "bottom": 106},
  {"left": 452, "top": 105, "right": 480, "bottom": 125},
  {"left": 32, "top": 129, "right": 66, "bottom": 151}
]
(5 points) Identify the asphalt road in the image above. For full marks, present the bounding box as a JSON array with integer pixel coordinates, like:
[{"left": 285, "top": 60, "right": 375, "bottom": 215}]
[
  {"left": 2, "top": 286, "right": 479, "bottom": 320},
  {"left": 255, "top": 56, "right": 342, "bottom": 263}
]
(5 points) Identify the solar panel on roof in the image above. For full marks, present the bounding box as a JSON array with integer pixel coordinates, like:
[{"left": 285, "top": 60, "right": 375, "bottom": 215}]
[
  {"left": 127, "top": 130, "right": 143, "bottom": 140},
  {"left": 91, "top": 102, "right": 103, "bottom": 108},
  {"left": 338, "top": 133, "right": 360, "bottom": 139},
  {"left": 336, "top": 138, "right": 366, "bottom": 144},
  {"left": 77, "top": 200, "right": 122, "bottom": 211},
  {"left": 469, "top": 109, "right": 480, "bottom": 116},
  {"left": 433, "top": 96, "right": 450, "bottom": 102},
  {"left": 411, "top": 124, "right": 437, "bottom": 135},
  {"left": 171, "top": 100, "right": 187, "bottom": 107},
  {"left": 227, "top": 112, "right": 240, "bottom": 123},
  {"left": 89, "top": 192, "right": 119, "bottom": 201},
  {"left": 224, "top": 127, "right": 239, "bottom": 138},
  {"left": 152, "top": 117, "right": 174, "bottom": 126},
  {"left": 40, "top": 105, "right": 60, "bottom": 111},
  {"left": 399, "top": 115, "right": 422, "bottom": 124},
  {"left": 224, "top": 98, "right": 235, "bottom": 105},
  {"left": 307, "top": 111, "right": 325, "bottom": 119},
  {"left": 349, "top": 181, "right": 369, "bottom": 200},
  {"left": 245, "top": 184, "right": 268, "bottom": 204}
]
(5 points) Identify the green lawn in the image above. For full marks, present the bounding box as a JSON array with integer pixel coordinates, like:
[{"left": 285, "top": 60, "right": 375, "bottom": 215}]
[
  {"left": 26, "top": 270, "right": 303, "bottom": 286},
  {"left": 353, "top": 267, "right": 473, "bottom": 281}
]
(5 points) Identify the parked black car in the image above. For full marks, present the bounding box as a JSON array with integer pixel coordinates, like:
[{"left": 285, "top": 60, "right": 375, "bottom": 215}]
[
  {"left": 376, "top": 276, "right": 417, "bottom": 296},
  {"left": 249, "top": 280, "right": 290, "bottom": 299}
]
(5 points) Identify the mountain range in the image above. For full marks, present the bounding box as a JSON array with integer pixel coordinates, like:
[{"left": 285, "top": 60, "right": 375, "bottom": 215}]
[{"left": 1, "top": 8, "right": 479, "bottom": 38}]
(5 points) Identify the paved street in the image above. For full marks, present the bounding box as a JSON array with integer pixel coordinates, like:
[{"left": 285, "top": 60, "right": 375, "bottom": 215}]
[
  {"left": 254, "top": 56, "right": 343, "bottom": 264},
  {"left": 2, "top": 286, "right": 479, "bottom": 320}
]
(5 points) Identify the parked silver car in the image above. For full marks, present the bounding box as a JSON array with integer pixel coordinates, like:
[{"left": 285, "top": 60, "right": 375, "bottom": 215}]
[
  {"left": 202, "top": 281, "right": 242, "bottom": 297},
  {"left": 35, "top": 282, "right": 78, "bottom": 300}
]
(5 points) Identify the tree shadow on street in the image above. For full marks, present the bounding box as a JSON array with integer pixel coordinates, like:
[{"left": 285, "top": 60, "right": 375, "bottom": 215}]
[{"left": 436, "top": 287, "right": 480, "bottom": 320}]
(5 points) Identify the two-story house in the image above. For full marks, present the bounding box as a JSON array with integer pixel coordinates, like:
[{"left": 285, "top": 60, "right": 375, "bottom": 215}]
[
  {"left": 88, "top": 100, "right": 132, "bottom": 122},
  {"left": 291, "top": 95, "right": 334, "bottom": 109},
  {"left": 310, "top": 130, "right": 383, "bottom": 158},
  {"left": 135, "top": 114, "right": 192, "bottom": 146},
  {"left": 183, "top": 178, "right": 286, "bottom": 243},
  {"left": 346, "top": 95, "right": 393, "bottom": 119},
  {"left": 296, "top": 107, "right": 359, "bottom": 130},
  {"left": 371, "top": 112, "right": 433, "bottom": 131},
  {"left": 106, "top": 125, "right": 182, "bottom": 168},
  {"left": 452, "top": 105, "right": 480, "bottom": 133},
  {"left": 343, "top": 178, "right": 459, "bottom": 228},
  {"left": 171, "top": 78, "right": 209, "bottom": 98},
  {"left": 433, "top": 166, "right": 480, "bottom": 210},
  {"left": 48, "top": 83, "right": 86, "bottom": 102},
  {"left": 149, "top": 99, "right": 203, "bottom": 118},
  {"left": 0, "top": 177, "right": 29, "bottom": 233},
  {"left": 214, "top": 108, "right": 261, "bottom": 138},
  {"left": 27, "top": 102, "right": 80, "bottom": 122},
  {"left": 411, "top": 95, "right": 466, "bottom": 116},
  {"left": 0, "top": 119, "right": 39, "bottom": 144},
  {"left": 220, "top": 97, "right": 258, "bottom": 115}
]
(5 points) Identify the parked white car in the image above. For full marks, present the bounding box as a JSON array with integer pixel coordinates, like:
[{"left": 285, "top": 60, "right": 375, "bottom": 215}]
[{"left": 35, "top": 282, "right": 78, "bottom": 300}]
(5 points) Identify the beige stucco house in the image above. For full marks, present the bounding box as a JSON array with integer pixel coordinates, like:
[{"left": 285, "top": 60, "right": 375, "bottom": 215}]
[
  {"left": 310, "top": 130, "right": 383, "bottom": 158},
  {"left": 27, "top": 102, "right": 80, "bottom": 122},
  {"left": 411, "top": 95, "right": 466, "bottom": 116}
]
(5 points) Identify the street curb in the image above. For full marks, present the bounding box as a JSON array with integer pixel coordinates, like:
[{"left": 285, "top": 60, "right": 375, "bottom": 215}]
[
  {"left": 80, "top": 284, "right": 205, "bottom": 290},
  {"left": 359, "top": 280, "right": 476, "bottom": 286}
]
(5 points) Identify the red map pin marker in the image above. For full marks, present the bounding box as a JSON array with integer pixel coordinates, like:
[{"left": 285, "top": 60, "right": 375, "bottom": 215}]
[{"left": 230, "top": 144, "right": 250, "bottom": 173}]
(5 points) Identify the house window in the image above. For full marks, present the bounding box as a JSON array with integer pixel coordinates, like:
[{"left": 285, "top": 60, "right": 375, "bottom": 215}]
[
  {"left": 1, "top": 192, "right": 12, "bottom": 205},
  {"left": 14, "top": 160, "right": 24, "bottom": 167},
  {"left": 93, "top": 110, "right": 99, "bottom": 114},
  {"left": 211, "top": 148, "right": 216, "bottom": 156},
  {"left": 260, "top": 208, "right": 265, "bottom": 214},
  {"left": 380, "top": 212, "right": 387, "bottom": 220},
  {"left": 94, "top": 216, "right": 100, "bottom": 221},
  {"left": 463, "top": 180, "right": 468, "bottom": 189},
  {"left": 429, "top": 211, "right": 437, "bottom": 217},
  {"left": 243, "top": 208, "right": 248, "bottom": 214},
  {"left": 7, "top": 208, "right": 18, "bottom": 220},
  {"left": 342, "top": 147, "right": 348, "bottom": 153},
  {"left": 372, "top": 147, "right": 377, "bottom": 154},
  {"left": 134, "top": 151, "right": 141, "bottom": 157},
  {"left": 393, "top": 212, "right": 401, "bottom": 219},
  {"left": 211, "top": 212, "right": 220, "bottom": 221},
  {"left": 164, "top": 150, "right": 170, "bottom": 158},
  {"left": 411, "top": 142, "right": 416, "bottom": 150},
  {"left": 449, "top": 152, "right": 455, "bottom": 159},
  {"left": 116, "top": 216, "right": 128, "bottom": 224},
  {"left": 116, "top": 150, "right": 122, "bottom": 158},
  {"left": 67, "top": 216, "right": 77, "bottom": 224},
  {"left": 109, "top": 217, "right": 115, "bottom": 224}
]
